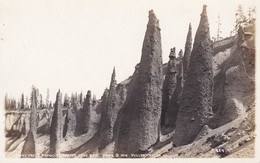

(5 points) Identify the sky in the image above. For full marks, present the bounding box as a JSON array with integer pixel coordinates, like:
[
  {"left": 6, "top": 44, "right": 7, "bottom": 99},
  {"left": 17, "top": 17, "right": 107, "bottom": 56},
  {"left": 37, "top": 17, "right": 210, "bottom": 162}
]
[{"left": 0, "top": 0, "right": 257, "bottom": 103}]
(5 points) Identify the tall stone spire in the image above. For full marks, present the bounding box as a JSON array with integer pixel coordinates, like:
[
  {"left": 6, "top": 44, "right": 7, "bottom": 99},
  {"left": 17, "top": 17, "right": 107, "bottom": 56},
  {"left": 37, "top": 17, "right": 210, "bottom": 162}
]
[
  {"left": 161, "top": 48, "right": 178, "bottom": 127},
  {"left": 183, "top": 23, "right": 193, "bottom": 80},
  {"left": 21, "top": 86, "right": 37, "bottom": 157},
  {"left": 49, "top": 89, "right": 63, "bottom": 156},
  {"left": 111, "top": 66, "right": 116, "bottom": 89},
  {"left": 172, "top": 5, "right": 213, "bottom": 146},
  {"left": 167, "top": 59, "right": 184, "bottom": 129},
  {"left": 82, "top": 90, "right": 92, "bottom": 133},
  {"left": 63, "top": 106, "right": 76, "bottom": 138},
  {"left": 99, "top": 67, "right": 118, "bottom": 152},
  {"left": 116, "top": 10, "right": 163, "bottom": 154}
]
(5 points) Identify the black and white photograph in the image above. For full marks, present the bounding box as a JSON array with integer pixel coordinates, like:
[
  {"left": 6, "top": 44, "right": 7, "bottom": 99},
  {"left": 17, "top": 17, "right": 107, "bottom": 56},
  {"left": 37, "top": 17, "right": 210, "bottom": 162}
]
[{"left": 0, "top": 0, "right": 258, "bottom": 161}]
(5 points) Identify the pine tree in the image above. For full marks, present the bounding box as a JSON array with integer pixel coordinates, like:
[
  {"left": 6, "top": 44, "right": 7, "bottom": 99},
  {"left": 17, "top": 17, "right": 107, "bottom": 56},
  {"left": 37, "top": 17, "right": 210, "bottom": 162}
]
[
  {"left": 36, "top": 88, "right": 40, "bottom": 108},
  {"left": 64, "top": 93, "right": 70, "bottom": 107},
  {"left": 70, "top": 93, "right": 75, "bottom": 105},
  {"left": 46, "top": 88, "right": 50, "bottom": 108},
  {"left": 21, "top": 93, "right": 25, "bottom": 110},
  {"left": 25, "top": 96, "right": 29, "bottom": 109},
  {"left": 216, "top": 14, "right": 222, "bottom": 41},
  {"left": 39, "top": 94, "right": 43, "bottom": 109},
  {"left": 79, "top": 92, "right": 83, "bottom": 105},
  {"left": 247, "top": 6, "right": 256, "bottom": 23},
  {"left": 5, "top": 94, "right": 8, "bottom": 110},
  {"left": 30, "top": 87, "right": 37, "bottom": 136},
  {"left": 17, "top": 100, "right": 21, "bottom": 109},
  {"left": 231, "top": 4, "right": 247, "bottom": 35},
  {"left": 10, "top": 98, "right": 16, "bottom": 109}
]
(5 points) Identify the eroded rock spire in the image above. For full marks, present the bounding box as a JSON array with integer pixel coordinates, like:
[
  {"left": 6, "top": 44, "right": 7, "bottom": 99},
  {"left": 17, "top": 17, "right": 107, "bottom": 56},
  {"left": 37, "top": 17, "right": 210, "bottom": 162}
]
[
  {"left": 63, "top": 106, "right": 76, "bottom": 138},
  {"left": 161, "top": 48, "right": 178, "bottom": 127},
  {"left": 167, "top": 59, "right": 184, "bottom": 129},
  {"left": 82, "top": 90, "right": 92, "bottom": 133},
  {"left": 99, "top": 67, "right": 118, "bottom": 152},
  {"left": 183, "top": 23, "right": 193, "bottom": 80},
  {"left": 172, "top": 5, "right": 213, "bottom": 146},
  {"left": 116, "top": 10, "right": 163, "bottom": 154},
  {"left": 21, "top": 86, "right": 37, "bottom": 157},
  {"left": 49, "top": 89, "right": 63, "bottom": 156}
]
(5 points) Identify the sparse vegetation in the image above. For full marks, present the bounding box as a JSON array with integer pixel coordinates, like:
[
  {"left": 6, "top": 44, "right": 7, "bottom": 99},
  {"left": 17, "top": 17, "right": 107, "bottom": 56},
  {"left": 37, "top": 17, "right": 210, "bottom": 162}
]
[{"left": 4, "top": 4, "right": 255, "bottom": 158}]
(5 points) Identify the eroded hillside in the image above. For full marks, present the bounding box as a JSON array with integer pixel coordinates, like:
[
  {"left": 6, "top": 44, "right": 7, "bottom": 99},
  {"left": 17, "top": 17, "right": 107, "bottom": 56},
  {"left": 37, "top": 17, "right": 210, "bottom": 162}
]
[{"left": 4, "top": 5, "right": 255, "bottom": 158}]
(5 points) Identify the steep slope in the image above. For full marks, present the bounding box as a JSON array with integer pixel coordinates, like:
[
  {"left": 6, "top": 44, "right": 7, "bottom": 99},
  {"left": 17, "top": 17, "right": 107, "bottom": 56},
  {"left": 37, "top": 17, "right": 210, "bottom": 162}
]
[
  {"left": 209, "top": 24, "right": 255, "bottom": 129},
  {"left": 4, "top": 7, "right": 255, "bottom": 158}
]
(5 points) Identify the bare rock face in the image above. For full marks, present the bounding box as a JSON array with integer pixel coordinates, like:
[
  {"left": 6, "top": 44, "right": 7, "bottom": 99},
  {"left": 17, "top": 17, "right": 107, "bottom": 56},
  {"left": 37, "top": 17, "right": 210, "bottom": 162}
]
[
  {"left": 210, "top": 60, "right": 253, "bottom": 128},
  {"left": 172, "top": 5, "right": 213, "bottom": 146},
  {"left": 161, "top": 48, "right": 177, "bottom": 127},
  {"left": 99, "top": 67, "right": 118, "bottom": 151},
  {"left": 21, "top": 87, "right": 37, "bottom": 157},
  {"left": 49, "top": 90, "right": 63, "bottom": 156},
  {"left": 183, "top": 23, "right": 193, "bottom": 80},
  {"left": 209, "top": 23, "right": 255, "bottom": 129},
  {"left": 116, "top": 10, "right": 163, "bottom": 154}
]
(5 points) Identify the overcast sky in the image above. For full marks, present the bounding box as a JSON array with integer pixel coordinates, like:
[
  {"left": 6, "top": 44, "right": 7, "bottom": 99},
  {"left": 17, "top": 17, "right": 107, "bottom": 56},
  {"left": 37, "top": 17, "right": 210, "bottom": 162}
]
[{"left": 0, "top": 0, "right": 257, "bottom": 103}]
